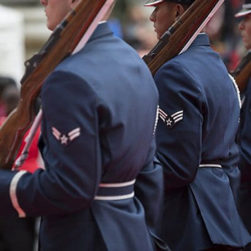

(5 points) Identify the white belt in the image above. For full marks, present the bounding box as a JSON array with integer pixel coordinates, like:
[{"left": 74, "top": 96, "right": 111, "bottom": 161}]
[
  {"left": 199, "top": 164, "right": 222, "bottom": 168},
  {"left": 94, "top": 179, "right": 135, "bottom": 201}
]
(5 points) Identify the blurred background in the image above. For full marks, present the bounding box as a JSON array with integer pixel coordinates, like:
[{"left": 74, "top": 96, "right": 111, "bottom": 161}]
[{"left": 0, "top": 0, "right": 247, "bottom": 84}]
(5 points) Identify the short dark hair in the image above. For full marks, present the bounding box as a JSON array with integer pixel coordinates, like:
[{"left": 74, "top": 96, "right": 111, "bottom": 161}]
[{"left": 0, "top": 76, "right": 16, "bottom": 97}]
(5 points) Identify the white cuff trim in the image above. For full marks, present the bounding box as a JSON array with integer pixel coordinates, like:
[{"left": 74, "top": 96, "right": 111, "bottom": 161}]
[{"left": 9, "top": 171, "right": 27, "bottom": 218}]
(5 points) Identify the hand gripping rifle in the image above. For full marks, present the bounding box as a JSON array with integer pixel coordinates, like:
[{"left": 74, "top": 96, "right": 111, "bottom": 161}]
[
  {"left": 0, "top": 0, "right": 115, "bottom": 170},
  {"left": 143, "top": 0, "right": 224, "bottom": 75},
  {"left": 232, "top": 52, "right": 251, "bottom": 93}
]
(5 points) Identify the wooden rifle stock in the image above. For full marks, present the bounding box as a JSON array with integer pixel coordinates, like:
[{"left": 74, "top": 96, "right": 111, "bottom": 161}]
[
  {"left": 143, "top": 0, "right": 224, "bottom": 75},
  {"left": 0, "top": 0, "right": 114, "bottom": 170},
  {"left": 232, "top": 52, "right": 251, "bottom": 93}
]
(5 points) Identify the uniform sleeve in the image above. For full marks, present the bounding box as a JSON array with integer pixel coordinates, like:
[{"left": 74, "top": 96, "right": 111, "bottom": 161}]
[
  {"left": 135, "top": 138, "right": 163, "bottom": 231},
  {"left": 239, "top": 80, "right": 251, "bottom": 182},
  {"left": 3, "top": 71, "right": 102, "bottom": 217},
  {"left": 155, "top": 61, "right": 205, "bottom": 189}
]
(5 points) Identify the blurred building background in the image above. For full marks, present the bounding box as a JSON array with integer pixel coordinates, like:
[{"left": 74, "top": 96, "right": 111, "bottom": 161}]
[
  {"left": 0, "top": 0, "right": 246, "bottom": 84},
  {"left": 0, "top": 5, "right": 24, "bottom": 83},
  {"left": 0, "top": 0, "right": 49, "bottom": 83}
]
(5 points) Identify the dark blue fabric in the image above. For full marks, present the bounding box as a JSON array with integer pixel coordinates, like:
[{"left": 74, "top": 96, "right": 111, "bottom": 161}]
[
  {"left": 154, "top": 34, "right": 251, "bottom": 250},
  {"left": 238, "top": 79, "right": 251, "bottom": 183},
  {"left": 0, "top": 23, "right": 163, "bottom": 251},
  {"left": 238, "top": 78, "right": 251, "bottom": 235},
  {"left": 96, "top": 184, "right": 134, "bottom": 197}
]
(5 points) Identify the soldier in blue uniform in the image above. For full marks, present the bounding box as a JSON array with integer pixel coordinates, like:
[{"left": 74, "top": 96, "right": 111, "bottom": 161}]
[
  {"left": 144, "top": 0, "right": 251, "bottom": 250},
  {"left": 235, "top": 1, "right": 251, "bottom": 251},
  {"left": 0, "top": 0, "right": 164, "bottom": 250}
]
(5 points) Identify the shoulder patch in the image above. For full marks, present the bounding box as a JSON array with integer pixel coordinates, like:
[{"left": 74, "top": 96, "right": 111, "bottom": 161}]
[
  {"left": 159, "top": 108, "right": 183, "bottom": 128},
  {"left": 52, "top": 127, "right": 81, "bottom": 145}
]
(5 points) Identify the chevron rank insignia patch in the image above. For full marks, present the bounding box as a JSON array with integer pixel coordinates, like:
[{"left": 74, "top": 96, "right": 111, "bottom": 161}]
[
  {"left": 159, "top": 108, "right": 183, "bottom": 128},
  {"left": 52, "top": 127, "right": 81, "bottom": 145}
]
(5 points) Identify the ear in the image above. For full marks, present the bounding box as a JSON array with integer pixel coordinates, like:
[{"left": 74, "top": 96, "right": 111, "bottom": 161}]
[{"left": 175, "top": 4, "right": 186, "bottom": 19}]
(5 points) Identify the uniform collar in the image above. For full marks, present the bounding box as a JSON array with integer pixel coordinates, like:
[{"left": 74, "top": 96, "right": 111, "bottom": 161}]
[
  {"left": 88, "top": 22, "right": 113, "bottom": 43},
  {"left": 189, "top": 33, "right": 210, "bottom": 48}
]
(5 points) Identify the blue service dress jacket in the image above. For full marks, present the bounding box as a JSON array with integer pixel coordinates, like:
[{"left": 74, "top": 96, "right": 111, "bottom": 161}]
[
  {"left": 0, "top": 23, "right": 163, "bottom": 251},
  {"left": 238, "top": 77, "right": 251, "bottom": 234},
  {"left": 154, "top": 34, "right": 251, "bottom": 250}
]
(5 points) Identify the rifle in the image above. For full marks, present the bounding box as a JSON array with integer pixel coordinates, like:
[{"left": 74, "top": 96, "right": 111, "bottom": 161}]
[
  {"left": 0, "top": 0, "right": 115, "bottom": 170},
  {"left": 232, "top": 52, "right": 251, "bottom": 93},
  {"left": 143, "top": 0, "right": 224, "bottom": 75}
]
